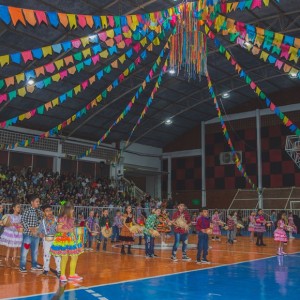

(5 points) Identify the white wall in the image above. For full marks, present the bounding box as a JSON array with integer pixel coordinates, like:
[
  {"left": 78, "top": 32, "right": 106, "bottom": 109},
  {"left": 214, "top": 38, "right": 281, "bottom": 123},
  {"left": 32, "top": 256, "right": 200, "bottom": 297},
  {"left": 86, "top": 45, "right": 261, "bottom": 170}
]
[{"left": 121, "top": 142, "right": 162, "bottom": 170}]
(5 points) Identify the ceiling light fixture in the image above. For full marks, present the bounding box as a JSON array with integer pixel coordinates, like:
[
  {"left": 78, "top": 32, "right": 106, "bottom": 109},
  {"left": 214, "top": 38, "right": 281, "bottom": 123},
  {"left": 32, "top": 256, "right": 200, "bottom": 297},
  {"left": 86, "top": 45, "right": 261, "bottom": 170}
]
[
  {"left": 289, "top": 73, "right": 297, "bottom": 79},
  {"left": 168, "top": 68, "right": 176, "bottom": 75},
  {"left": 165, "top": 118, "right": 173, "bottom": 125},
  {"left": 27, "top": 79, "right": 35, "bottom": 85},
  {"left": 243, "top": 41, "right": 251, "bottom": 48},
  {"left": 222, "top": 92, "right": 230, "bottom": 99}
]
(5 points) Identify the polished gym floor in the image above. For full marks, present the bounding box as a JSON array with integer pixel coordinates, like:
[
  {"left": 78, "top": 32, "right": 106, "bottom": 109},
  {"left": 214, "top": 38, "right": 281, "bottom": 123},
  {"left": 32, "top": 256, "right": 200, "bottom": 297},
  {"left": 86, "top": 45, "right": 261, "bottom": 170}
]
[{"left": 1, "top": 234, "right": 300, "bottom": 299}]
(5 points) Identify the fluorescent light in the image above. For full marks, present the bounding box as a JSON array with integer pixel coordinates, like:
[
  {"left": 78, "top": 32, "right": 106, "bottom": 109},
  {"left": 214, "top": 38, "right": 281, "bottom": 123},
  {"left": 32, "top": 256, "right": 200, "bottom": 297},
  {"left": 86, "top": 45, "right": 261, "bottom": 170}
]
[
  {"left": 165, "top": 119, "right": 173, "bottom": 125},
  {"left": 222, "top": 92, "right": 230, "bottom": 99},
  {"left": 27, "top": 79, "right": 35, "bottom": 85},
  {"left": 168, "top": 68, "right": 176, "bottom": 75},
  {"left": 289, "top": 73, "right": 297, "bottom": 79},
  {"left": 243, "top": 41, "right": 251, "bottom": 48}
]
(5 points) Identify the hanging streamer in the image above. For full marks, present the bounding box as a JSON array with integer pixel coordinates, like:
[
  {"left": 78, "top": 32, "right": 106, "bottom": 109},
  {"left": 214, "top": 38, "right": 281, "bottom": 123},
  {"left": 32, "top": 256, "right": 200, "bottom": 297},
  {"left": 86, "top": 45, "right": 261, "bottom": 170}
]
[
  {"left": 205, "top": 24, "right": 300, "bottom": 137},
  {"left": 0, "top": 29, "right": 166, "bottom": 129},
  {"left": 76, "top": 46, "right": 169, "bottom": 159},
  {"left": 0, "top": 25, "right": 158, "bottom": 101},
  {"left": 125, "top": 58, "right": 169, "bottom": 147},
  {"left": 206, "top": 72, "right": 257, "bottom": 190},
  {"left": 209, "top": 15, "right": 300, "bottom": 63}
]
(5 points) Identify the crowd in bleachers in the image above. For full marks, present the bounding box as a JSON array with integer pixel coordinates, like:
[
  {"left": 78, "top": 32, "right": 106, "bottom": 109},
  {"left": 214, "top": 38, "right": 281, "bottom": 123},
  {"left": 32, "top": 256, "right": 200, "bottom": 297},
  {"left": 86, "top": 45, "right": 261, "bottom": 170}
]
[{"left": 0, "top": 165, "right": 165, "bottom": 209}]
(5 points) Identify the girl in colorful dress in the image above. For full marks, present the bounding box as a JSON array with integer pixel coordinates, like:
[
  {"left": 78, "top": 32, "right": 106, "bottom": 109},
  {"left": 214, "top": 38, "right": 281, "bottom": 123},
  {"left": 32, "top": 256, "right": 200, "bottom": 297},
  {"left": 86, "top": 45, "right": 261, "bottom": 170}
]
[
  {"left": 288, "top": 212, "right": 297, "bottom": 239},
  {"left": 157, "top": 209, "right": 171, "bottom": 247},
  {"left": 119, "top": 205, "right": 135, "bottom": 255},
  {"left": 211, "top": 210, "right": 222, "bottom": 242},
  {"left": 50, "top": 201, "right": 83, "bottom": 282},
  {"left": 0, "top": 202, "right": 23, "bottom": 267},
  {"left": 255, "top": 209, "right": 267, "bottom": 246},
  {"left": 144, "top": 208, "right": 161, "bottom": 258},
  {"left": 274, "top": 212, "right": 288, "bottom": 255},
  {"left": 248, "top": 211, "right": 256, "bottom": 242}
]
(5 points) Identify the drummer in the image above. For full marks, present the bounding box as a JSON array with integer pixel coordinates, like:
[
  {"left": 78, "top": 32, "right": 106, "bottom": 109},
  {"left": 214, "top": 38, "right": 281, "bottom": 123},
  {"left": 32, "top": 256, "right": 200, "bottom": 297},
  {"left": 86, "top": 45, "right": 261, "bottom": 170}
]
[
  {"left": 19, "top": 194, "right": 43, "bottom": 273},
  {"left": 38, "top": 204, "right": 61, "bottom": 277}
]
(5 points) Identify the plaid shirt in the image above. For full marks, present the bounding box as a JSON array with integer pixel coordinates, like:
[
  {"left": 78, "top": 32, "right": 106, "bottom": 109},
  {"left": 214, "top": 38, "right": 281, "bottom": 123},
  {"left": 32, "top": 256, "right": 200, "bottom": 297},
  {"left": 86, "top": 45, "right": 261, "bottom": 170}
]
[{"left": 21, "top": 207, "right": 43, "bottom": 235}]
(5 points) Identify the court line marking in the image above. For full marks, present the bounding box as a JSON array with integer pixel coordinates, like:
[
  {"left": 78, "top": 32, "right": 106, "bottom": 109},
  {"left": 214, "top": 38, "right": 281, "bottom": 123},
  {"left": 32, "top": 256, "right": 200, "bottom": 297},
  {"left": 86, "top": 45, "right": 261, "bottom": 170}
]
[{"left": 8, "top": 250, "right": 300, "bottom": 300}]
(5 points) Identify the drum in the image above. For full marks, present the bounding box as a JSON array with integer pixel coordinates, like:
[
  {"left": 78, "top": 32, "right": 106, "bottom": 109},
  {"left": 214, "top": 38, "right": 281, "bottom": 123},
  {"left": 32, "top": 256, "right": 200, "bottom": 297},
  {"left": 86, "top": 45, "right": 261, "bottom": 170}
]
[
  {"left": 45, "top": 235, "right": 54, "bottom": 242},
  {"left": 75, "top": 227, "right": 86, "bottom": 243}
]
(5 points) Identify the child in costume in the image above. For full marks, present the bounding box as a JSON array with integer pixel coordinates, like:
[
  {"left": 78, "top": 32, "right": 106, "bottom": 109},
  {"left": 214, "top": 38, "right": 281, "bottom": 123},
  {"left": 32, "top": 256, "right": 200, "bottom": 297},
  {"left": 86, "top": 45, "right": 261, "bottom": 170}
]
[
  {"left": 111, "top": 210, "right": 122, "bottom": 243},
  {"left": 255, "top": 209, "right": 267, "bottom": 246},
  {"left": 288, "top": 212, "right": 297, "bottom": 239},
  {"left": 211, "top": 210, "right": 222, "bottom": 242},
  {"left": 50, "top": 201, "right": 83, "bottom": 282},
  {"left": 119, "top": 205, "right": 136, "bottom": 255},
  {"left": 85, "top": 210, "right": 95, "bottom": 250},
  {"left": 196, "top": 208, "right": 211, "bottom": 264},
  {"left": 0, "top": 202, "right": 23, "bottom": 267},
  {"left": 38, "top": 204, "right": 61, "bottom": 276},
  {"left": 274, "top": 212, "right": 288, "bottom": 256},
  {"left": 97, "top": 209, "right": 112, "bottom": 251},
  {"left": 171, "top": 203, "right": 191, "bottom": 262},
  {"left": 157, "top": 209, "right": 171, "bottom": 247},
  {"left": 144, "top": 208, "right": 161, "bottom": 258},
  {"left": 248, "top": 211, "right": 256, "bottom": 242},
  {"left": 227, "top": 212, "right": 235, "bottom": 244}
]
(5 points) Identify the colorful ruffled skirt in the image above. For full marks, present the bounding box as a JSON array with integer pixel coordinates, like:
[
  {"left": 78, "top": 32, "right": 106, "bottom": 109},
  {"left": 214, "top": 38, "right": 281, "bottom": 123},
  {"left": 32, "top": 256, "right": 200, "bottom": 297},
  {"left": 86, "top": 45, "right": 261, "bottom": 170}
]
[
  {"left": 50, "top": 232, "right": 83, "bottom": 256},
  {"left": 274, "top": 228, "right": 288, "bottom": 243},
  {"left": 0, "top": 226, "right": 22, "bottom": 248}
]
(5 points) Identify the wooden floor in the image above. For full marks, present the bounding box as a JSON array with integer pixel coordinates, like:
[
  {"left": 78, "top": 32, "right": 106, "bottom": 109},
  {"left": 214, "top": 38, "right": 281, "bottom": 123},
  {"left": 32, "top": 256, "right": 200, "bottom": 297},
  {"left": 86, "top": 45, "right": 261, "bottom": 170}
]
[{"left": 1, "top": 235, "right": 300, "bottom": 299}]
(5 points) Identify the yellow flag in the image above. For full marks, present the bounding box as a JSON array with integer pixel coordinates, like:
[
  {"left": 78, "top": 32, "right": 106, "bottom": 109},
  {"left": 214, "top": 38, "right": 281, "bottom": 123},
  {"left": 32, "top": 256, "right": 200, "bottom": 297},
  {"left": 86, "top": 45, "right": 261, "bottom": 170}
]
[
  {"left": 100, "top": 50, "right": 109, "bottom": 58},
  {"left": 52, "top": 97, "right": 59, "bottom": 107},
  {"left": 107, "top": 29, "right": 114, "bottom": 38},
  {"left": 82, "top": 48, "right": 91, "bottom": 58},
  {"left": 54, "top": 59, "right": 64, "bottom": 70},
  {"left": 42, "top": 46, "right": 53, "bottom": 57},
  {"left": 81, "top": 37, "right": 90, "bottom": 47},
  {"left": 67, "top": 14, "right": 77, "bottom": 29},
  {"left": 0, "top": 55, "right": 9, "bottom": 67},
  {"left": 119, "top": 54, "right": 126, "bottom": 64},
  {"left": 74, "top": 85, "right": 81, "bottom": 95},
  {"left": 100, "top": 16, "right": 108, "bottom": 28},
  {"left": 52, "top": 73, "right": 60, "bottom": 82},
  {"left": 18, "top": 87, "right": 26, "bottom": 97},
  {"left": 153, "top": 37, "right": 160, "bottom": 46},
  {"left": 16, "top": 73, "right": 25, "bottom": 84}
]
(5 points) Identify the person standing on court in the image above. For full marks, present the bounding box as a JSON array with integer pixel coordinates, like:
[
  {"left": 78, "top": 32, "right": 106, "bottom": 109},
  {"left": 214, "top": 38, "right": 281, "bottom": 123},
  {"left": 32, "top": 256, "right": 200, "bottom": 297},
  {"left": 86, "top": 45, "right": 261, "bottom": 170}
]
[
  {"left": 19, "top": 194, "right": 43, "bottom": 272},
  {"left": 171, "top": 203, "right": 191, "bottom": 262},
  {"left": 196, "top": 208, "right": 211, "bottom": 264}
]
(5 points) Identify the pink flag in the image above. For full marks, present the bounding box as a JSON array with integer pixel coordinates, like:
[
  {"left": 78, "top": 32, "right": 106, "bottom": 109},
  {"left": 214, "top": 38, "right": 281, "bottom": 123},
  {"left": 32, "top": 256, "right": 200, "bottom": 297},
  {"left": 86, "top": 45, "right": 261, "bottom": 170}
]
[
  {"left": 92, "top": 55, "right": 100, "bottom": 65},
  {"left": 72, "top": 39, "right": 81, "bottom": 48},
  {"left": 22, "top": 51, "right": 33, "bottom": 63}
]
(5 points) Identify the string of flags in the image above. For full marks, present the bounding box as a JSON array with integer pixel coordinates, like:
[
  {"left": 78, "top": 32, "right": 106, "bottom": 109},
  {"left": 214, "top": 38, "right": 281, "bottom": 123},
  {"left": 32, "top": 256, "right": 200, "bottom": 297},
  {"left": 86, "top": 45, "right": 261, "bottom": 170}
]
[
  {"left": 76, "top": 46, "right": 169, "bottom": 159},
  {"left": 205, "top": 24, "right": 300, "bottom": 138},
  {"left": 0, "top": 29, "right": 167, "bottom": 128},
  {"left": 1, "top": 44, "right": 169, "bottom": 151},
  {"left": 206, "top": 72, "right": 258, "bottom": 190}
]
